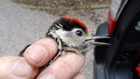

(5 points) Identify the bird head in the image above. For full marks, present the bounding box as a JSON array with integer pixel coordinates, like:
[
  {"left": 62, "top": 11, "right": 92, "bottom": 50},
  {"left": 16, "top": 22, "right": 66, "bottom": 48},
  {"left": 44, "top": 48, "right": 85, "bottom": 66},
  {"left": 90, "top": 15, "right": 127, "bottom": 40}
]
[
  {"left": 55, "top": 16, "right": 91, "bottom": 46},
  {"left": 46, "top": 16, "right": 110, "bottom": 54}
]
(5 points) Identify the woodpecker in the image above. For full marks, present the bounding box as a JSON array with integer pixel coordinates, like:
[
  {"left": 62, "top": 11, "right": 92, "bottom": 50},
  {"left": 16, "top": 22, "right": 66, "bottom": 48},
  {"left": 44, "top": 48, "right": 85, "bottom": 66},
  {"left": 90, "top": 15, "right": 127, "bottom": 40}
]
[
  {"left": 19, "top": 16, "right": 110, "bottom": 77},
  {"left": 19, "top": 16, "right": 110, "bottom": 63},
  {"left": 47, "top": 16, "right": 91, "bottom": 55}
]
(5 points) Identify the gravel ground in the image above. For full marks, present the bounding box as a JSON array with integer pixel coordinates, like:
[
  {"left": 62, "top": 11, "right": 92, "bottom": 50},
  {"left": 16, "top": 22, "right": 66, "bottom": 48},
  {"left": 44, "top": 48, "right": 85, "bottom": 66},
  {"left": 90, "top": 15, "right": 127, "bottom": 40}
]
[{"left": 0, "top": 0, "right": 109, "bottom": 79}]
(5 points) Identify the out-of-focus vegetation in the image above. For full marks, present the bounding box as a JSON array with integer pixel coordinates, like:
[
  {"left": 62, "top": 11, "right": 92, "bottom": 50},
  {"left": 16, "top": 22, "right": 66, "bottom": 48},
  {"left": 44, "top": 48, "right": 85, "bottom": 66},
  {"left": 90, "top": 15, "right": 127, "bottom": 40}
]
[
  {"left": 13, "top": 0, "right": 110, "bottom": 7},
  {"left": 12, "top": 0, "right": 110, "bottom": 15}
]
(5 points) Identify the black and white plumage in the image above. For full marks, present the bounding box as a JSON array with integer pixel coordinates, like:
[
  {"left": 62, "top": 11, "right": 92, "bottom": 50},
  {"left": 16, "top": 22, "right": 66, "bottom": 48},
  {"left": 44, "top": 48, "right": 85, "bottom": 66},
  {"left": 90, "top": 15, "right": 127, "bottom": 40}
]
[
  {"left": 19, "top": 16, "right": 91, "bottom": 63},
  {"left": 45, "top": 16, "right": 92, "bottom": 63},
  {"left": 47, "top": 17, "right": 91, "bottom": 52},
  {"left": 19, "top": 16, "right": 110, "bottom": 65},
  {"left": 19, "top": 16, "right": 111, "bottom": 77}
]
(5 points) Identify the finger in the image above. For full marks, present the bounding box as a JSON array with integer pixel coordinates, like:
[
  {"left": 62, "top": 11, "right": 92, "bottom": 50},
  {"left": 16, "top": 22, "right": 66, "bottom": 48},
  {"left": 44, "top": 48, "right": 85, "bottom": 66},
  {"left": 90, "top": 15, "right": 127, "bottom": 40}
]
[
  {"left": 37, "top": 53, "right": 86, "bottom": 79},
  {"left": 24, "top": 38, "right": 58, "bottom": 67},
  {"left": 72, "top": 72, "right": 86, "bottom": 79},
  {"left": 0, "top": 56, "right": 38, "bottom": 79}
]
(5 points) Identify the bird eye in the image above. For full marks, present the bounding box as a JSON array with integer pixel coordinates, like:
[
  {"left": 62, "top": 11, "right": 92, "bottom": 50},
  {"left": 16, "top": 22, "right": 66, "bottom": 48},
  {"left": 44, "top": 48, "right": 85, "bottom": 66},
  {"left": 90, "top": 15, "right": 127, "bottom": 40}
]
[{"left": 75, "top": 30, "right": 82, "bottom": 36}]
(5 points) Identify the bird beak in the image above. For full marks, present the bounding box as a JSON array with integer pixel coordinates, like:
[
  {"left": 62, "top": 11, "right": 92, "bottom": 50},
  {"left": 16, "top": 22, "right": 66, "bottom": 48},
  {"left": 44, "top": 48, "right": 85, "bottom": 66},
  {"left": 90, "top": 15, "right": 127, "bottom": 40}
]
[
  {"left": 84, "top": 35, "right": 111, "bottom": 46},
  {"left": 91, "top": 35, "right": 111, "bottom": 39}
]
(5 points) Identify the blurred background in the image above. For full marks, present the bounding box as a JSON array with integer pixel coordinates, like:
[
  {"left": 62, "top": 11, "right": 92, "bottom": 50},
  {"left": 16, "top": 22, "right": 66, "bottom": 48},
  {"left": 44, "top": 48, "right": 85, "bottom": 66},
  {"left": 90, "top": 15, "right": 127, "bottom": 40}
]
[{"left": 0, "top": 0, "right": 110, "bottom": 79}]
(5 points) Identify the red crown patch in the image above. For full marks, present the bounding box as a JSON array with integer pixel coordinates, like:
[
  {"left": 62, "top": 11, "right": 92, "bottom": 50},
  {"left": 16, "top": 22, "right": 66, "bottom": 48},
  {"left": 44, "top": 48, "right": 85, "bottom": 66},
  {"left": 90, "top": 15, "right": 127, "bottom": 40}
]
[{"left": 63, "top": 16, "right": 87, "bottom": 30}]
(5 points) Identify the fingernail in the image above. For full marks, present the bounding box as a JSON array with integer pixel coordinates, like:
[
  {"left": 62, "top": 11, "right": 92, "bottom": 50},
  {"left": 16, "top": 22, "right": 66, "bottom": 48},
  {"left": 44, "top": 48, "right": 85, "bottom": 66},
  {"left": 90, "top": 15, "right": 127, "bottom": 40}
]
[
  {"left": 12, "top": 59, "right": 32, "bottom": 77},
  {"left": 27, "top": 45, "right": 47, "bottom": 64},
  {"left": 38, "top": 74, "right": 55, "bottom": 79}
]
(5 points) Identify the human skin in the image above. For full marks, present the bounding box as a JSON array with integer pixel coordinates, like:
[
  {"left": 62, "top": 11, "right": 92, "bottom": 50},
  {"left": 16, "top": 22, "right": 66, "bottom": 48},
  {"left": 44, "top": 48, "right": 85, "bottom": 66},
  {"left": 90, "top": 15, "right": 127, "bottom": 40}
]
[{"left": 0, "top": 38, "right": 86, "bottom": 79}]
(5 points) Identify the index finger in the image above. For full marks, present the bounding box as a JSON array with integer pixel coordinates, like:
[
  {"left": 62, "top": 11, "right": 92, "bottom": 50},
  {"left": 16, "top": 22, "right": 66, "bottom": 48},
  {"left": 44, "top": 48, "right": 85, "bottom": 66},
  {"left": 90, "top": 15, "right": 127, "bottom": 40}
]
[{"left": 37, "top": 53, "right": 86, "bottom": 79}]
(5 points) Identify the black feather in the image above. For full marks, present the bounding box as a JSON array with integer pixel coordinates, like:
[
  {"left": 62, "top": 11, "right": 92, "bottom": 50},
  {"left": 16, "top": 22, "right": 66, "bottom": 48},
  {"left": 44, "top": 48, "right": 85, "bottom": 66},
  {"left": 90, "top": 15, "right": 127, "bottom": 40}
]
[
  {"left": 52, "top": 18, "right": 87, "bottom": 32},
  {"left": 19, "top": 44, "right": 31, "bottom": 56}
]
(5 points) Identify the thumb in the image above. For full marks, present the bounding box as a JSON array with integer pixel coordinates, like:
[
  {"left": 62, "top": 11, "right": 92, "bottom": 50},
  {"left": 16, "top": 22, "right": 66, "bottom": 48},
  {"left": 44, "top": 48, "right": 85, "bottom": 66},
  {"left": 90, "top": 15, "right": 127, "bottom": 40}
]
[{"left": 0, "top": 56, "right": 38, "bottom": 79}]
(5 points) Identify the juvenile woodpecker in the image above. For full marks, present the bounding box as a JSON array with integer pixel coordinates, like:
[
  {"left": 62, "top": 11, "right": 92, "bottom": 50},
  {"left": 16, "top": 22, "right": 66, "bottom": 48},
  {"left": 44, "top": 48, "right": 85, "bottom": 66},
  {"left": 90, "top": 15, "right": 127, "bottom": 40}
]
[
  {"left": 19, "top": 16, "right": 110, "bottom": 63},
  {"left": 47, "top": 16, "right": 91, "bottom": 54}
]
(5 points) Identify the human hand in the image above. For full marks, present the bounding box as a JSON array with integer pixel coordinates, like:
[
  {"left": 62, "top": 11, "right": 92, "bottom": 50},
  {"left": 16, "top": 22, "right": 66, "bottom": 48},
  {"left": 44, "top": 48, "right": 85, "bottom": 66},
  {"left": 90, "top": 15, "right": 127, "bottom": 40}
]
[{"left": 0, "top": 38, "right": 86, "bottom": 79}]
